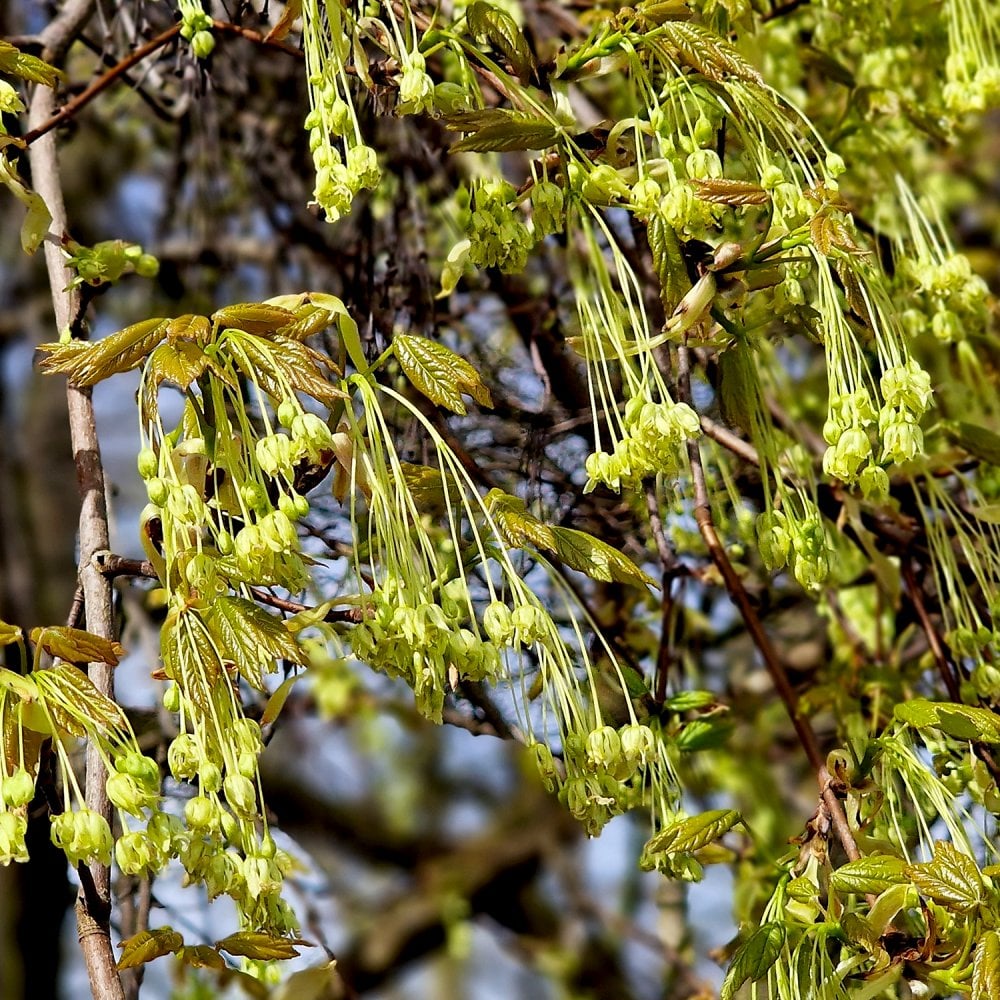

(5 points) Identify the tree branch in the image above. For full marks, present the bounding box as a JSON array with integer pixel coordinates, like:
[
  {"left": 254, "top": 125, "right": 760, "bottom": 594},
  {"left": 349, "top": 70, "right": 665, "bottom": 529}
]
[
  {"left": 677, "top": 344, "right": 862, "bottom": 863},
  {"left": 27, "top": 3, "right": 126, "bottom": 994}
]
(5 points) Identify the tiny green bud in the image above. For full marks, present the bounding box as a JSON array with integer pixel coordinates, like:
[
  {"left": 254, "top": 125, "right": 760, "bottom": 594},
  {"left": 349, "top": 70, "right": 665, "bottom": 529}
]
[{"left": 137, "top": 447, "right": 158, "bottom": 480}]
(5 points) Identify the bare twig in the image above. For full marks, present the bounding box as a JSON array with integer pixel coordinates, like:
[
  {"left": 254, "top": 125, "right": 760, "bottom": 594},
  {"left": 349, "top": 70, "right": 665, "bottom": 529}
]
[
  {"left": 23, "top": 24, "right": 182, "bottom": 145},
  {"left": 677, "top": 344, "right": 862, "bottom": 863},
  {"left": 28, "top": 2, "right": 126, "bottom": 994}
]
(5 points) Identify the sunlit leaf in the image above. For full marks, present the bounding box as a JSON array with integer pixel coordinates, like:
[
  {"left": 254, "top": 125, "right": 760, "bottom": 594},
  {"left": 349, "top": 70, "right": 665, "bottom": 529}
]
[
  {"left": 38, "top": 318, "right": 170, "bottom": 386},
  {"left": 0, "top": 40, "right": 63, "bottom": 86},
  {"left": 215, "top": 931, "right": 305, "bottom": 960},
  {"left": 177, "top": 945, "right": 227, "bottom": 969},
  {"left": 465, "top": 2, "right": 534, "bottom": 81},
  {"left": 30, "top": 626, "right": 125, "bottom": 666},
  {"left": 690, "top": 178, "right": 768, "bottom": 205},
  {"left": 394, "top": 334, "right": 493, "bottom": 414},
  {"left": 645, "top": 809, "right": 741, "bottom": 856},
  {"left": 659, "top": 21, "right": 763, "bottom": 85},
  {"left": 973, "top": 931, "right": 1000, "bottom": 1000},
  {"left": 830, "top": 855, "right": 909, "bottom": 895},
  {"left": 213, "top": 302, "right": 296, "bottom": 335},
  {"left": 549, "top": 526, "right": 656, "bottom": 587},
  {"left": 117, "top": 927, "right": 184, "bottom": 970},
  {"left": 905, "top": 840, "right": 982, "bottom": 913},
  {"left": 484, "top": 489, "right": 557, "bottom": 551},
  {"left": 207, "top": 597, "right": 304, "bottom": 691}
]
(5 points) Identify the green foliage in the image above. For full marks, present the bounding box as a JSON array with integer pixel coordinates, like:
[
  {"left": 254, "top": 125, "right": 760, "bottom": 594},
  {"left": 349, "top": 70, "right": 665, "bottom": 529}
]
[{"left": 4, "top": 0, "right": 1000, "bottom": 994}]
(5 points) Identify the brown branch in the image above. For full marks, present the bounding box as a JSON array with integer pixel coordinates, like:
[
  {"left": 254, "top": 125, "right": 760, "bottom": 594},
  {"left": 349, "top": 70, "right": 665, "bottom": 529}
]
[
  {"left": 677, "top": 344, "right": 862, "bottom": 863},
  {"left": 23, "top": 19, "right": 305, "bottom": 147},
  {"left": 28, "top": 2, "right": 125, "bottom": 994},
  {"left": 23, "top": 23, "right": 182, "bottom": 146},
  {"left": 92, "top": 552, "right": 364, "bottom": 623}
]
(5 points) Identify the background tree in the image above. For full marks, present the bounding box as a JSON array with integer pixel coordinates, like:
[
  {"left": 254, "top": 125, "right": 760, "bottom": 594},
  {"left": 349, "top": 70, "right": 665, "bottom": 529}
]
[{"left": 2, "top": 0, "right": 1000, "bottom": 998}]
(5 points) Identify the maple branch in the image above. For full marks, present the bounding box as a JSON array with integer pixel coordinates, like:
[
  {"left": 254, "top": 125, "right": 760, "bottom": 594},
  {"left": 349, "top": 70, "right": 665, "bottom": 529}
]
[
  {"left": 28, "top": 3, "right": 125, "bottom": 995},
  {"left": 676, "top": 344, "right": 862, "bottom": 863},
  {"left": 23, "top": 19, "right": 304, "bottom": 147}
]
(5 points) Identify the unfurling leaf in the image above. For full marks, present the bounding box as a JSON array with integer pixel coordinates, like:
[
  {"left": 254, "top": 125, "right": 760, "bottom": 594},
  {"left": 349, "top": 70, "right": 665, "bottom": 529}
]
[
  {"left": 905, "top": 840, "right": 982, "bottom": 913},
  {"left": 810, "top": 211, "right": 867, "bottom": 257},
  {"left": 647, "top": 212, "right": 689, "bottom": 314},
  {"left": 207, "top": 598, "right": 304, "bottom": 690},
  {"left": 659, "top": 21, "right": 763, "bottom": 85},
  {"left": 0, "top": 41, "right": 63, "bottom": 86},
  {"left": 215, "top": 931, "right": 305, "bottom": 960},
  {"left": 38, "top": 318, "right": 170, "bottom": 386},
  {"left": 30, "top": 626, "right": 125, "bottom": 666},
  {"left": 690, "top": 178, "right": 769, "bottom": 205},
  {"left": 146, "top": 341, "right": 211, "bottom": 391},
  {"left": 550, "top": 526, "right": 656, "bottom": 587},
  {"left": 117, "top": 927, "right": 184, "bottom": 970},
  {"left": 830, "top": 855, "right": 909, "bottom": 895},
  {"left": 177, "top": 945, "right": 228, "bottom": 969},
  {"left": 0, "top": 620, "right": 22, "bottom": 648},
  {"left": 465, "top": 2, "right": 534, "bottom": 81},
  {"left": 451, "top": 120, "right": 560, "bottom": 153},
  {"left": 484, "top": 489, "right": 557, "bottom": 550},
  {"left": 394, "top": 334, "right": 492, "bottom": 414},
  {"left": 0, "top": 152, "right": 51, "bottom": 254},
  {"left": 720, "top": 922, "right": 785, "bottom": 1000},
  {"left": 212, "top": 302, "right": 296, "bottom": 335},
  {"left": 973, "top": 931, "right": 1000, "bottom": 1000},
  {"left": 34, "top": 664, "right": 130, "bottom": 737},
  {"left": 645, "top": 809, "right": 741, "bottom": 856}
]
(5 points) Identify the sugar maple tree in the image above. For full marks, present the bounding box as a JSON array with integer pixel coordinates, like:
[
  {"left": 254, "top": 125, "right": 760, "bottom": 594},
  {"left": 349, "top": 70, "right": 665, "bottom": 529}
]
[{"left": 2, "top": 0, "right": 1000, "bottom": 997}]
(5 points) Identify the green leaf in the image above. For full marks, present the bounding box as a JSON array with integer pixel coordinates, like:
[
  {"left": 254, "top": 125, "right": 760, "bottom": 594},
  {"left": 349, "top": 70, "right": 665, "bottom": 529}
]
[
  {"left": 0, "top": 41, "right": 63, "bottom": 86},
  {"left": 675, "top": 717, "right": 732, "bottom": 751},
  {"left": 176, "top": 945, "right": 227, "bottom": 969},
  {"left": 215, "top": 932, "right": 304, "bottom": 960},
  {"left": 212, "top": 302, "right": 296, "bottom": 335},
  {"left": 0, "top": 621, "right": 23, "bottom": 648},
  {"left": 465, "top": 2, "right": 534, "bottom": 81},
  {"left": 207, "top": 598, "right": 304, "bottom": 691},
  {"left": 38, "top": 318, "right": 170, "bottom": 386},
  {"left": 451, "top": 120, "right": 560, "bottom": 153},
  {"left": 905, "top": 840, "right": 982, "bottom": 913},
  {"left": 271, "top": 961, "right": 339, "bottom": 1000},
  {"left": 34, "top": 664, "right": 130, "bottom": 738},
  {"left": 893, "top": 698, "right": 941, "bottom": 728},
  {"left": 549, "top": 526, "right": 656, "bottom": 588},
  {"left": 664, "top": 690, "right": 716, "bottom": 712},
  {"left": 720, "top": 922, "right": 785, "bottom": 1000},
  {"left": 117, "top": 927, "right": 184, "bottom": 970},
  {"left": 234, "top": 334, "right": 347, "bottom": 406},
  {"left": 660, "top": 21, "right": 763, "bottom": 85},
  {"left": 30, "top": 626, "right": 125, "bottom": 666},
  {"left": 830, "top": 855, "right": 909, "bottom": 895},
  {"left": 973, "top": 930, "right": 1000, "bottom": 1000},
  {"left": 261, "top": 674, "right": 300, "bottom": 727},
  {"left": 146, "top": 341, "right": 211, "bottom": 392},
  {"left": 0, "top": 152, "right": 51, "bottom": 254},
  {"left": 394, "top": 334, "right": 492, "bottom": 414},
  {"left": 646, "top": 809, "right": 741, "bottom": 856},
  {"left": 718, "top": 340, "right": 761, "bottom": 434},
  {"left": 166, "top": 314, "right": 212, "bottom": 345},
  {"left": 895, "top": 698, "right": 1000, "bottom": 741},
  {"left": 647, "top": 212, "right": 688, "bottom": 314},
  {"left": 484, "top": 489, "right": 557, "bottom": 551}
]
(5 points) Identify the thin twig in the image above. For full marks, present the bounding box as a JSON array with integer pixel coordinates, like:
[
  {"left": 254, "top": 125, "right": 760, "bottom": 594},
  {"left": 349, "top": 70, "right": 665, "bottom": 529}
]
[
  {"left": 677, "top": 344, "right": 862, "bottom": 863},
  {"left": 23, "top": 19, "right": 305, "bottom": 147},
  {"left": 92, "top": 552, "right": 364, "bottom": 623},
  {"left": 23, "top": 24, "right": 182, "bottom": 145}
]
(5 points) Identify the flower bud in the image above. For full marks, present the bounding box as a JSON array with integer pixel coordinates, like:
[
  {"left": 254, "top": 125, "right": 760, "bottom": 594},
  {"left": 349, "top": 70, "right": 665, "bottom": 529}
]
[
  {"left": 2, "top": 767, "right": 35, "bottom": 808},
  {"left": 223, "top": 773, "right": 257, "bottom": 818}
]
